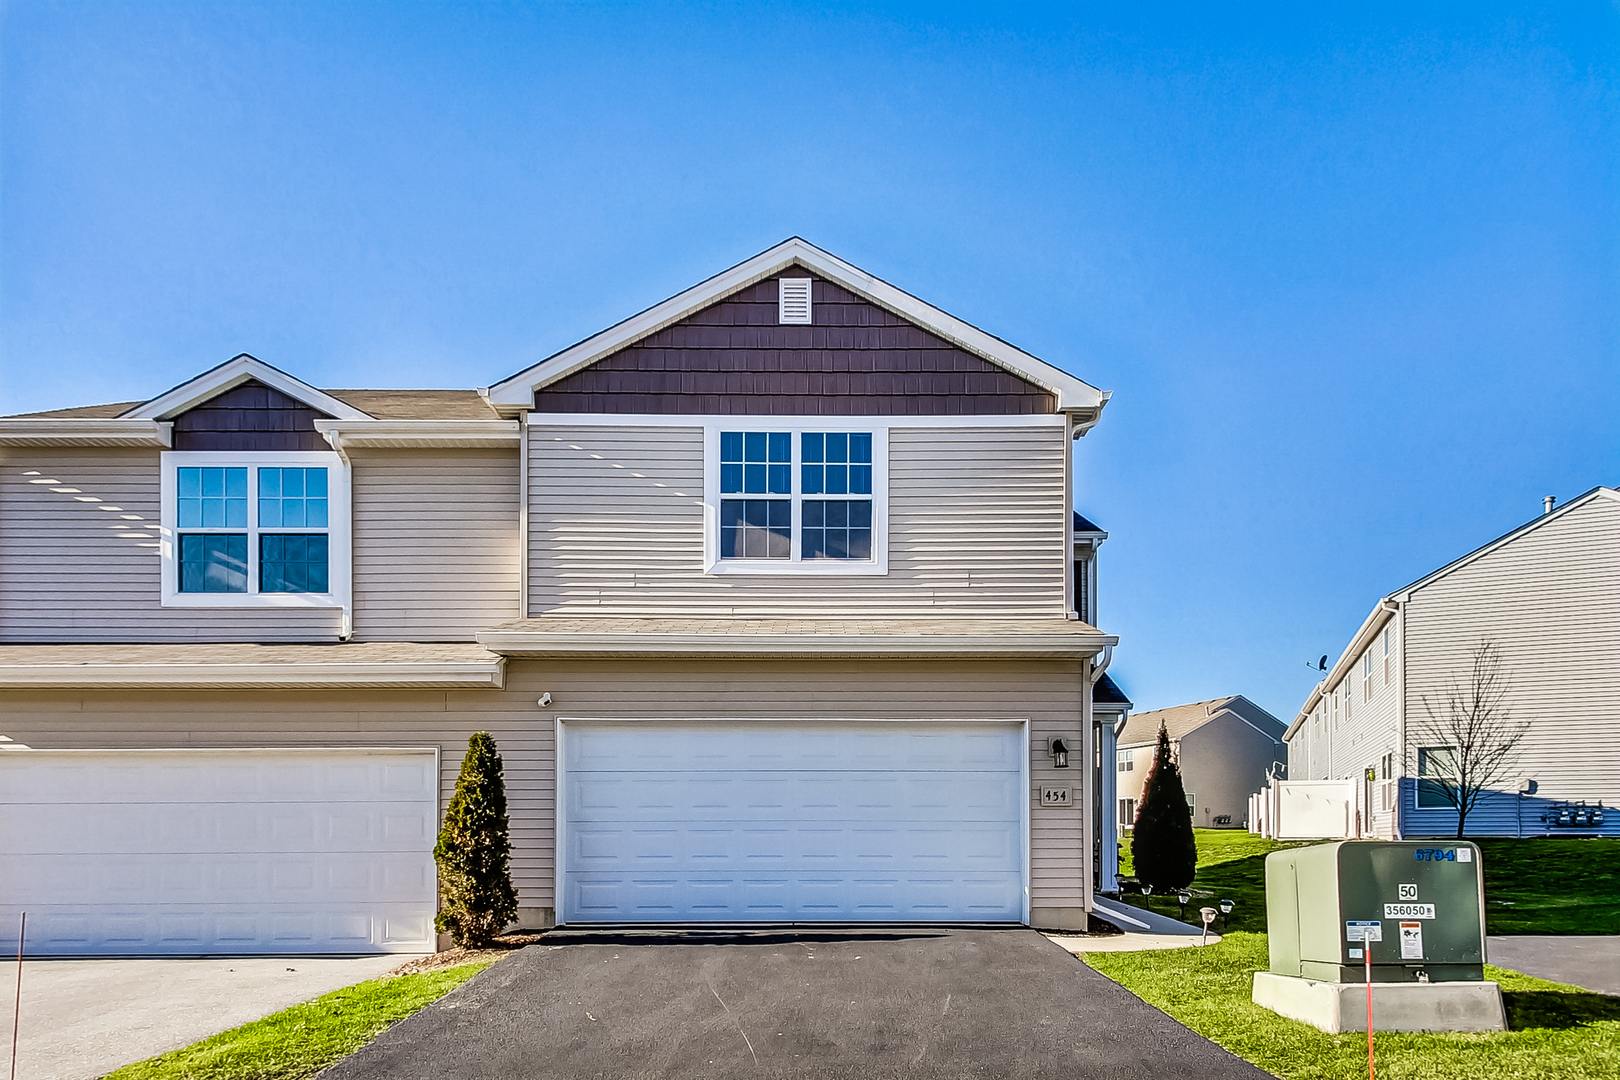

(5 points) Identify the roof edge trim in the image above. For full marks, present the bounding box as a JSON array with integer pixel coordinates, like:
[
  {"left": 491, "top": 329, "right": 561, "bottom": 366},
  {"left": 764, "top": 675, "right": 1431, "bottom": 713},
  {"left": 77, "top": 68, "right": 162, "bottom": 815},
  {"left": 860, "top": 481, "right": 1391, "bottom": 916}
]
[
  {"left": 0, "top": 418, "right": 173, "bottom": 447},
  {"left": 0, "top": 660, "right": 506, "bottom": 690},
  {"left": 122, "top": 355, "right": 372, "bottom": 422}
]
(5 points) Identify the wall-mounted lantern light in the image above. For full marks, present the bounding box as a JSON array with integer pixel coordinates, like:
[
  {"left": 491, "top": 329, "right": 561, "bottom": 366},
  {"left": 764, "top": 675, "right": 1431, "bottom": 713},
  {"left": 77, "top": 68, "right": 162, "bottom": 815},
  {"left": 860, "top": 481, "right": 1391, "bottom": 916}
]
[{"left": 1050, "top": 739, "right": 1069, "bottom": 769}]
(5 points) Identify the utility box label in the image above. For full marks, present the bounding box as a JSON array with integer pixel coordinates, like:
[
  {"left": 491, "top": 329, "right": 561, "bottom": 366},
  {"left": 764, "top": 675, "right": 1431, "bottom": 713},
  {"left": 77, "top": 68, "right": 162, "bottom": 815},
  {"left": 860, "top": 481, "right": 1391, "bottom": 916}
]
[
  {"left": 1039, "top": 787, "right": 1074, "bottom": 807},
  {"left": 1400, "top": 921, "right": 1424, "bottom": 959},
  {"left": 1385, "top": 902, "right": 1435, "bottom": 919},
  {"left": 1346, "top": 920, "right": 1382, "bottom": 942},
  {"left": 1398, "top": 883, "right": 1418, "bottom": 900}
]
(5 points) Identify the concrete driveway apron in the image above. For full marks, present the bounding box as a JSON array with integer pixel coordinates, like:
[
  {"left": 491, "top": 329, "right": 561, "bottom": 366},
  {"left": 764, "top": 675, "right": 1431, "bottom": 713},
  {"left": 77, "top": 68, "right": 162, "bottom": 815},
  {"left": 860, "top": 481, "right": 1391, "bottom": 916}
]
[{"left": 324, "top": 928, "right": 1269, "bottom": 1080}]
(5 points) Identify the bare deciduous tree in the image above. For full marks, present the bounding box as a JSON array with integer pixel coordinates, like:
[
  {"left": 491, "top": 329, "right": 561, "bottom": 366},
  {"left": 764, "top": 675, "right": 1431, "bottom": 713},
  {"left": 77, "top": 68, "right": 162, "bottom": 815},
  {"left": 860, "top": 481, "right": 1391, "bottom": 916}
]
[{"left": 1410, "top": 638, "right": 1531, "bottom": 838}]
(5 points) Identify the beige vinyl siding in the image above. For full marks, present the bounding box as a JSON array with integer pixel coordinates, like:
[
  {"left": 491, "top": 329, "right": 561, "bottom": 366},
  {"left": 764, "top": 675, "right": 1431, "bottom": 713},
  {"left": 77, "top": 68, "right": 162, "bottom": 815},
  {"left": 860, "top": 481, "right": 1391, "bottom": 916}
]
[
  {"left": 2, "top": 658, "right": 1090, "bottom": 926},
  {"left": 1401, "top": 495, "right": 1620, "bottom": 834},
  {"left": 350, "top": 448, "right": 520, "bottom": 641},
  {"left": 1177, "top": 713, "right": 1286, "bottom": 828},
  {"left": 527, "top": 423, "right": 1069, "bottom": 617},
  {"left": 0, "top": 447, "right": 338, "bottom": 642}
]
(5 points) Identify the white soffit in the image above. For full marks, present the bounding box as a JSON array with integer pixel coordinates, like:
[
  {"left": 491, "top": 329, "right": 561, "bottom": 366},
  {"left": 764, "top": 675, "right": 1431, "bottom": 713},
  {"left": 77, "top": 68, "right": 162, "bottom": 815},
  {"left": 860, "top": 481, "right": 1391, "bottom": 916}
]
[
  {"left": 0, "top": 419, "right": 173, "bottom": 447},
  {"left": 122, "top": 354, "right": 372, "bottom": 422},
  {"left": 0, "top": 660, "right": 506, "bottom": 690},
  {"left": 485, "top": 237, "right": 1110, "bottom": 416},
  {"left": 314, "top": 419, "right": 521, "bottom": 449}
]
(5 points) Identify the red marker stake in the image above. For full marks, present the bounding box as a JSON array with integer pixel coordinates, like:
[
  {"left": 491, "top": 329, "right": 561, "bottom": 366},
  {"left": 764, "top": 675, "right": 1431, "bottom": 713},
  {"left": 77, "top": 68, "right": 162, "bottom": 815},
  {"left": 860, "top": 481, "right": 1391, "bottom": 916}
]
[
  {"left": 1365, "top": 940, "right": 1374, "bottom": 1080},
  {"left": 10, "top": 911, "right": 23, "bottom": 1080}
]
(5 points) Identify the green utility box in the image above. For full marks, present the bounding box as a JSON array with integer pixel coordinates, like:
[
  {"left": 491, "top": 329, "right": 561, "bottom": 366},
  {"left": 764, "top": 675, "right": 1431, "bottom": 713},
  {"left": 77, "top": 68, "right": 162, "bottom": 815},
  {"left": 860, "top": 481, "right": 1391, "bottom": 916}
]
[{"left": 1266, "top": 841, "right": 1486, "bottom": 983}]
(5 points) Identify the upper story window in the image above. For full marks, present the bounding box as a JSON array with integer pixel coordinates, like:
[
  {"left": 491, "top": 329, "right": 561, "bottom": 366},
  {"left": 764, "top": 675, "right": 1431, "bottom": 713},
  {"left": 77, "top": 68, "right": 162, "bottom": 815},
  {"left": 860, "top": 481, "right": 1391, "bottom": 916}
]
[
  {"left": 706, "top": 425, "right": 887, "bottom": 575},
  {"left": 1382, "top": 627, "right": 1393, "bottom": 683},
  {"left": 1116, "top": 750, "right": 1133, "bottom": 773},
  {"left": 160, "top": 451, "right": 349, "bottom": 608},
  {"left": 1362, "top": 651, "right": 1373, "bottom": 701}
]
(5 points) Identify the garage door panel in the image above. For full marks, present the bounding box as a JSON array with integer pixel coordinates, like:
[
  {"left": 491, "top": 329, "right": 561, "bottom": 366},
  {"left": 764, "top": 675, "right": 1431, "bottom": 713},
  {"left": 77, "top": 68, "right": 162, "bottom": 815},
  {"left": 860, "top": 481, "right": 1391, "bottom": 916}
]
[
  {"left": 566, "top": 773, "right": 1021, "bottom": 822},
  {"left": 565, "top": 872, "right": 1025, "bottom": 922},
  {"left": 1, "top": 749, "right": 437, "bottom": 956},
  {"left": 2, "top": 802, "right": 436, "bottom": 855},
  {"left": 562, "top": 722, "right": 1025, "bottom": 924}
]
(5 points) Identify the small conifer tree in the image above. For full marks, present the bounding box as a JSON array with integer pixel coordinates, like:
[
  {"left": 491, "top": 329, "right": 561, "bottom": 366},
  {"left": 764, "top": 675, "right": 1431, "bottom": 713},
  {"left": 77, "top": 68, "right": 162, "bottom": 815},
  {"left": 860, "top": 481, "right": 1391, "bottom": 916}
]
[
  {"left": 434, "top": 732, "right": 519, "bottom": 947},
  {"left": 1130, "top": 722, "right": 1198, "bottom": 893}
]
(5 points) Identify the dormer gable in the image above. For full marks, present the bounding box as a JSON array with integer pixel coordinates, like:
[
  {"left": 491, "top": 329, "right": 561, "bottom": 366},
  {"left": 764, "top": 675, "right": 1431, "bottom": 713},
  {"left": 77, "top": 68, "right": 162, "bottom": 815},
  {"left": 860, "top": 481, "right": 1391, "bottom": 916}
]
[
  {"left": 486, "top": 238, "right": 1110, "bottom": 424},
  {"left": 122, "top": 354, "right": 372, "bottom": 424}
]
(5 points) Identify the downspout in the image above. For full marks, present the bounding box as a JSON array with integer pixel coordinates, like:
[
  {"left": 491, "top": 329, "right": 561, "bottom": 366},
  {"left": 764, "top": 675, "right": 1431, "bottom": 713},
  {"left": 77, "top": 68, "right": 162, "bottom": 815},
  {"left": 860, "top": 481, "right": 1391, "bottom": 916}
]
[
  {"left": 1088, "top": 644, "right": 1113, "bottom": 684},
  {"left": 321, "top": 429, "right": 355, "bottom": 641},
  {"left": 1064, "top": 413, "right": 1076, "bottom": 620},
  {"left": 519, "top": 412, "right": 530, "bottom": 620},
  {"left": 1387, "top": 596, "right": 1406, "bottom": 840}
]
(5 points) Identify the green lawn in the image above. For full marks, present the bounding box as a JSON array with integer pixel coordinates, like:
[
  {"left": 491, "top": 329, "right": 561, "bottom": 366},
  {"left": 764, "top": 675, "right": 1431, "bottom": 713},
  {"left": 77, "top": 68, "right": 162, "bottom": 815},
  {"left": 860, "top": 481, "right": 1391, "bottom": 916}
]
[
  {"left": 1116, "top": 831, "right": 1620, "bottom": 936},
  {"left": 1087, "top": 933, "right": 1620, "bottom": 1080},
  {"left": 104, "top": 961, "right": 492, "bottom": 1080}
]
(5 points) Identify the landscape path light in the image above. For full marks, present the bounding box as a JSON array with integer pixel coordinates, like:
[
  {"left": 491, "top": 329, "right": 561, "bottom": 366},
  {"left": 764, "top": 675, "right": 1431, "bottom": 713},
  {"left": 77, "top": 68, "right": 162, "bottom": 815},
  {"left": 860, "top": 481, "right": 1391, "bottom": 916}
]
[
  {"left": 1176, "top": 888, "right": 1191, "bottom": 921},
  {"left": 1199, "top": 907, "right": 1217, "bottom": 945},
  {"left": 1219, "top": 898, "right": 1234, "bottom": 930},
  {"left": 1141, "top": 883, "right": 1153, "bottom": 911}
]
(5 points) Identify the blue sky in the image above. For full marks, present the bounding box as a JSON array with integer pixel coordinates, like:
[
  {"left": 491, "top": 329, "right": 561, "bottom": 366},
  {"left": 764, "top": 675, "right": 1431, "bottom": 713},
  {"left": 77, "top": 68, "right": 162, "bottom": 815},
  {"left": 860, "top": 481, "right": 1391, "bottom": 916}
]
[{"left": 3, "top": 2, "right": 1616, "bottom": 718}]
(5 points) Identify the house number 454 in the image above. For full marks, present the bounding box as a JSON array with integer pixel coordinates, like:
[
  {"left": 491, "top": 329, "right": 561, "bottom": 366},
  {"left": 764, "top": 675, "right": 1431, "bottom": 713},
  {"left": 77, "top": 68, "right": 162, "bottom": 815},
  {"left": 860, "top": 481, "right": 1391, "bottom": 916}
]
[{"left": 1040, "top": 787, "right": 1074, "bottom": 807}]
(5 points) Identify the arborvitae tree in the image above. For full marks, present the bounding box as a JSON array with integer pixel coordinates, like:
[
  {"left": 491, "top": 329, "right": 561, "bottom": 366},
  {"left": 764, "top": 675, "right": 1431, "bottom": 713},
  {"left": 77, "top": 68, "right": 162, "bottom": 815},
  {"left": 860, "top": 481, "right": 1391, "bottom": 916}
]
[
  {"left": 434, "top": 732, "right": 519, "bottom": 947},
  {"left": 1131, "top": 722, "right": 1198, "bottom": 893}
]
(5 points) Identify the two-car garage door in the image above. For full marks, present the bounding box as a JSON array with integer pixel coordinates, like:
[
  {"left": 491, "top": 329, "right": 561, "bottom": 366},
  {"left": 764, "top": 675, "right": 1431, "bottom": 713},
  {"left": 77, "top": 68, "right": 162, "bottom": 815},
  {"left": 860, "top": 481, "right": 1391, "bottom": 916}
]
[
  {"left": 0, "top": 748, "right": 438, "bottom": 956},
  {"left": 560, "top": 721, "right": 1027, "bottom": 924}
]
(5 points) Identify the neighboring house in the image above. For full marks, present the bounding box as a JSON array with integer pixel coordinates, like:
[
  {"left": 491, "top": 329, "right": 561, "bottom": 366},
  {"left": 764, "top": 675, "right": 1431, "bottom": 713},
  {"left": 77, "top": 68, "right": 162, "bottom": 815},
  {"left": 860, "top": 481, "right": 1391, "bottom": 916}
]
[
  {"left": 1116, "top": 696, "right": 1287, "bottom": 830},
  {"left": 1285, "top": 488, "right": 1620, "bottom": 839},
  {"left": 0, "top": 238, "right": 1121, "bottom": 956}
]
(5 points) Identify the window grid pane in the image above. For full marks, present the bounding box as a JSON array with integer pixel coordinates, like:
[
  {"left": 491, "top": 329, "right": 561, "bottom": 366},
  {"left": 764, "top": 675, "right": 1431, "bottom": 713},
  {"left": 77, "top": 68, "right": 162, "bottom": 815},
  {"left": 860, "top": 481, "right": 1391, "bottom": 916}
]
[
  {"left": 178, "top": 534, "right": 248, "bottom": 593},
  {"left": 258, "top": 468, "right": 329, "bottom": 529},
  {"left": 261, "top": 533, "right": 331, "bottom": 593},
  {"left": 721, "top": 432, "right": 791, "bottom": 495},
  {"left": 719, "top": 499, "right": 790, "bottom": 559},
  {"left": 803, "top": 499, "right": 872, "bottom": 560},
  {"left": 801, "top": 432, "right": 872, "bottom": 497},
  {"left": 176, "top": 468, "right": 247, "bottom": 529}
]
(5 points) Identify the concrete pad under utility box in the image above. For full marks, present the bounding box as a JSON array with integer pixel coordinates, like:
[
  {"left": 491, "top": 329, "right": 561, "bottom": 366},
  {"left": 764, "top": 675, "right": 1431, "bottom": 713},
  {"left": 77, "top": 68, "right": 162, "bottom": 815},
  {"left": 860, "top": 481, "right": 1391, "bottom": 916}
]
[{"left": 1252, "top": 972, "right": 1506, "bottom": 1033}]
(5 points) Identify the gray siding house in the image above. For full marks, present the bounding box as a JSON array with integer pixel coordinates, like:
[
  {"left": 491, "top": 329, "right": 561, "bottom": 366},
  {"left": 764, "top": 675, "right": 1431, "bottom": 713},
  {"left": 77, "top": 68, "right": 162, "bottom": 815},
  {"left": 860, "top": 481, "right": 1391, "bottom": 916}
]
[
  {"left": 1116, "top": 696, "right": 1286, "bottom": 830},
  {"left": 1285, "top": 488, "right": 1620, "bottom": 839},
  {"left": 0, "top": 239, "right": 1122, "bottom": 955}
]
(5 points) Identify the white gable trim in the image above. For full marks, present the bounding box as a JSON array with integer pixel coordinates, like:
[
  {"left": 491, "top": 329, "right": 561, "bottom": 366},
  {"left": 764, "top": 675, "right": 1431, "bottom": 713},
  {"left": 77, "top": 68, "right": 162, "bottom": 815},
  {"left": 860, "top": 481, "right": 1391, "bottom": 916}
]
[
  {"left": 122, "top": 354, "right": 372, "bottom": 422},
  {"left": 484, "top": 238, "right": 1110, "bottom": 417}
]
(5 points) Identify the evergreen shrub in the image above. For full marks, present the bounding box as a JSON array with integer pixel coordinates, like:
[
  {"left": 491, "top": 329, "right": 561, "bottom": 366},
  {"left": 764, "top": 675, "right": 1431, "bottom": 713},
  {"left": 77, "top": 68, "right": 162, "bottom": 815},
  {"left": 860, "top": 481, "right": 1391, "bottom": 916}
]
[
  {"left": 1131, "top": 722, "right": 1198, "bottom": 892},
  {"left": 433, "top": 732, "right": 519, "bottom": 947}
]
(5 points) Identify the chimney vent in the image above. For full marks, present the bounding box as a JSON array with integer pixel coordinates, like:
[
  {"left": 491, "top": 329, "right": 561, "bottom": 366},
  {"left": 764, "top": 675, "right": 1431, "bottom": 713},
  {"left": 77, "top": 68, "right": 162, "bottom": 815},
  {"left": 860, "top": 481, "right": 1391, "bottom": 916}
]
[{"left": 1544, "top": 495, "right": 1556, "bottom": 516}]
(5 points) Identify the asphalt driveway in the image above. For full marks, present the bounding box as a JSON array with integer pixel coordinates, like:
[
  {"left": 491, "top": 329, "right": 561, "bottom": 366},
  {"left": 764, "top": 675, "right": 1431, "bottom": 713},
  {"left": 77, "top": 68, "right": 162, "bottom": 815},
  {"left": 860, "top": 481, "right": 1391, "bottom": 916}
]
[
  {"left": 1489, "top": 936, "right": 1620, "bottom": 996},
  {"left": 325, "top": 928, "right": 1268, "bottom": 1080}
]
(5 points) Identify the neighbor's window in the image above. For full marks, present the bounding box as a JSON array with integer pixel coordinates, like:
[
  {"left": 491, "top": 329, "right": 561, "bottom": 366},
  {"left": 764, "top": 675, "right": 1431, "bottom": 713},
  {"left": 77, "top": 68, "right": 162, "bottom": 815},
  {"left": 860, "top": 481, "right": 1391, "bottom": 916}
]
[
  {"left": 164, "top": 453, "right": 344, "bottom": 605},
  {"left": 1416, "top": 747, "right": 1457, "bottom": 809},
  {"left": 1116, "top": 751, "right": 1133, "bottom": 773},
  {"left": 1363, "top": 651, "right": 1374, "bottom": 701},
  {"left": 1383, "top": 628, "right": 1393, "bottom": 684},
  {"left": 715, "top": 429, "right": 879, "bottom": 566},
  {"left": 1118, "top": 798, "right": 1137, "bottom": 828}
]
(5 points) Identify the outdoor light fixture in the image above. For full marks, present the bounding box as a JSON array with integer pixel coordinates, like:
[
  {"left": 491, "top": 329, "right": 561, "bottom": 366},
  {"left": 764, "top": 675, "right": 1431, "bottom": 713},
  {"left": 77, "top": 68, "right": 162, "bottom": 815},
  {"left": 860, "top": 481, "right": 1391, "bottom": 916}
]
[
  {"left": 1199, "top": 907, "right": 1217, "bottom": 945},
  {"left": 1219, "top": 898, "right": 1234, "bottom": 930},
  {"left": 1050, "top": 739, "right": 1069, "bottom": 769},
  {"left": 1176, "top": 889, "right": 1191, "bottom": 919}
]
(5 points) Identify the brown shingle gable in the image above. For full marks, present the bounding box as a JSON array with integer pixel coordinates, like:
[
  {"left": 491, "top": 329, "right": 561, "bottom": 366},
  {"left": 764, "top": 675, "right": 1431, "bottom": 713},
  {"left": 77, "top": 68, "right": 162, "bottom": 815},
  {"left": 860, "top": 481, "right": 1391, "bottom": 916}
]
[{"left": 532, "top": 271, "right": 1057, "bottom": 416}]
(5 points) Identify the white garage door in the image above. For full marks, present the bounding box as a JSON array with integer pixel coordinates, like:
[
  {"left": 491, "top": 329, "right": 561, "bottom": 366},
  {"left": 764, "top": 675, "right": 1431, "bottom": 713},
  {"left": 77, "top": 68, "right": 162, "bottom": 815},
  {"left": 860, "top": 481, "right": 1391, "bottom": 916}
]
[
  {"left": 0, "top": 748, "right": 438, "bottom": 956},
  {"left": 560, "top": 721, "right": 1026, "bottom": 924}
]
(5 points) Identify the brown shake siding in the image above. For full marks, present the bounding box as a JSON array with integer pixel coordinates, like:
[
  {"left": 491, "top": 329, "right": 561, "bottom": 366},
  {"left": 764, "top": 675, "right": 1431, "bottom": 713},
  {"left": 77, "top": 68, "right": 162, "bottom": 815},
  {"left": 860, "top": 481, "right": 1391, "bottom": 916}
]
[
  {"left": 1, "top": 658, "right": 1091, "bottom": 930},
  {"left": 534, "top": 273, "right": 1056, "bottom": 416},
  {"left": 171, "top": 380, "right": 330, "bottom": 451}
]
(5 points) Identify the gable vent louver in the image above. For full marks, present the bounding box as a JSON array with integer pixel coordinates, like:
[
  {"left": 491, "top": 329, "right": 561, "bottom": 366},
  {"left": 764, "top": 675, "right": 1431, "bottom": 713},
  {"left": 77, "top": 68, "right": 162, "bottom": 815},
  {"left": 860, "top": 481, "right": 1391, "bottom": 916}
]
[{"left": 778, "top": 277, "right": 812, "bottom": 324}]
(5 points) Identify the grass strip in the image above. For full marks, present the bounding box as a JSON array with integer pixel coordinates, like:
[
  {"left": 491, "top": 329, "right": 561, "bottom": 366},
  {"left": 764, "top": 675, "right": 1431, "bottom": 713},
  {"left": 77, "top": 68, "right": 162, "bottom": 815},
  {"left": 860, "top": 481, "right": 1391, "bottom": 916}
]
[
  {"left": 103, "top": 960, "right": 493, "bottom": 1080},
  {"left": 1116, "top": 832, "right": 1620, "bottom": 935},
  {"left": 1087, "top": 932, "right": 1620, "bottom": 1080}
]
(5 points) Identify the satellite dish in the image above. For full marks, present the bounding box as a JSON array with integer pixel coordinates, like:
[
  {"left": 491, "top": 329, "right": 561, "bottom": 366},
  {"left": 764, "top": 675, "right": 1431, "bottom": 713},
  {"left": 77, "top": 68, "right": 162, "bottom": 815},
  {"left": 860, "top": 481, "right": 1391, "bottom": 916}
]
[{"left": 1317, "top": 654, "right": 1328, "bottom": 672}]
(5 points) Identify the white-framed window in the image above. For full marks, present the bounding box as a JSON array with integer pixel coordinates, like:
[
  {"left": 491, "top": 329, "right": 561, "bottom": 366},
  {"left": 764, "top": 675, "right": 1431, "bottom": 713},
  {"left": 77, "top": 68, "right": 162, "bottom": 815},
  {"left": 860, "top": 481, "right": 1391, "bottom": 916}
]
[
  {"left": 1118, "top": 798, "right": 1136, "bottom": 828},
  {"left": 1416, "top": 746, "right": 1457, "bottom": 809},
  {"left": 1363, "top": 650, "right": 1373, "bottom": 701},
  {"left": 159, "top": 451, "right": 350, "bottom": 608},
  {"left": 1116, "top": 750, "right": 1133, "bottom": 773},
  {"left": 702, "top": 423, "right": 889, "bottom": 575},
  {"left": 1383, "top": 627, "right": 1393, "bottom": 684}
]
